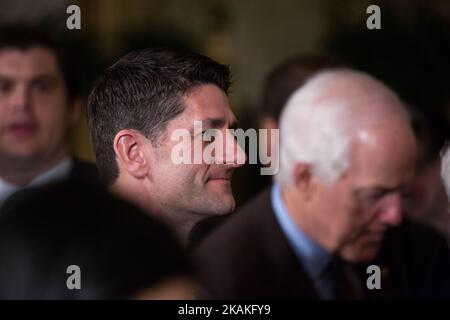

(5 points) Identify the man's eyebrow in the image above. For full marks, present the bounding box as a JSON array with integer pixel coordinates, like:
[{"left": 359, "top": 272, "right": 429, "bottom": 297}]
[
  {"left": 201, "top": 118, "right": 227, "bottom": 128},
  {"left": 0, "top": 74, "right": 13, "bottom": 82},
  {"left": 0, "top": 73, "right": 57, "bottom": 83},
  {"left": 30, "top": 74, "right": 58, "bottom": 82},
  {"left": 199, "top": 118, "right": 238, "bottom": 128},
  {"left": 189, "top": 118, "right": 238, "bottom": 135},
  {"left": 354, "top": 185, "right": 407, "bottom": 197}
]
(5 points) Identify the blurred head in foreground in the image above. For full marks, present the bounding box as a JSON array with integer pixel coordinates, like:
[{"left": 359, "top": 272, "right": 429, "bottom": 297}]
[{"left": 0, "top": 179, "right": 197, "bottom": 299}]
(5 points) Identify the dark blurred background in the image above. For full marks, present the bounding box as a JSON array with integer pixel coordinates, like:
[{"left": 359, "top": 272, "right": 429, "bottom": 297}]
[{"left": 2, "top": 0, "right": 449, "bottom": 206}]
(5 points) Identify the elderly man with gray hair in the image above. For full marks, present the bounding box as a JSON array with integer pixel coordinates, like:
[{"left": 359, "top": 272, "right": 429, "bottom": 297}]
[{"left": 195, "top": 69, "right": 450, "bottom": 299}]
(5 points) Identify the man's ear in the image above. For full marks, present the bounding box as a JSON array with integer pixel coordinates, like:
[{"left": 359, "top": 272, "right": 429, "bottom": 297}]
[
  {"left": 292, "top": 163, "right": 316, "bottom": 200},
  {"left": 113, "top": 130, "right": 149, "bottom": 179}
]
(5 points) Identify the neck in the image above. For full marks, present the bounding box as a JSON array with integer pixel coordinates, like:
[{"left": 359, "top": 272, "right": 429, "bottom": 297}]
[
  {"left": 173, "top": 214, "right": 203, "bottom": 247},
  {"left": 111, "top": 179, "right": 199, "bottom": 247},
  {"left": 0, "top": 150, "right": 68, "bottom": 187},
  {"left": 282, "top": 185, "right": 338, "bottom": 254}
]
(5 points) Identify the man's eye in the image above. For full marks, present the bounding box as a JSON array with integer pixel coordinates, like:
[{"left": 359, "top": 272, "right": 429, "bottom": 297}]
[
  {"left": 359, "top": 190, "right": 386, "bottom": 203},
  {"left": 203, "top": 129, "right": 217, "bottom": 142},
  {"left": 368, "top": 191, "right": 384, "bottom": 199},
  {"left": 401, "top": 189, "right": 412, "bottom": 200},
  {"left": 0, "top": 81, "right": 12, "bottom": 93},
  {"left": 31, "top": 81, "right": 52, "bottom": 93}
]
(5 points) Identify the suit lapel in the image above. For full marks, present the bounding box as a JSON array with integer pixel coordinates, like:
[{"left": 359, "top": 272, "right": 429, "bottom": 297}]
[{"left": 250, "top": 188, "right": 321, "bottom": 299}]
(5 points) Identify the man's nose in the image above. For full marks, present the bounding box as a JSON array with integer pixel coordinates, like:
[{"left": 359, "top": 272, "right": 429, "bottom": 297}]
[
  {"left": 378, "top": 193, "right": 403, "bottom": 227},
  {"left": 223, "top": 130, "right": 246, "bottom": 168},
  {"left": 10, "top": 85, "right": 31, "bottom": 113}
]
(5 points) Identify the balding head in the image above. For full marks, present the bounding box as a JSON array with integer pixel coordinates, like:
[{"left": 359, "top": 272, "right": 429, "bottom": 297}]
[{"left": 278, "top": 69, "right": 413, "bottom": 186}]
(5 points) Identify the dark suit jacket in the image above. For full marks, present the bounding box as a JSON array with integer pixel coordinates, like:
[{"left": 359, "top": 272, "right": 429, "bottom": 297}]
[
  {"left": 0, "top": 158, "right": 101, "bottom": 218},
  {"left": 68, "top": 157, "right": 99, "bottom": 185},
  {"left": 195, "top": 188, "right": 320, "bottom": 299},
  {"left": 0, "top": 157, "right": 99, "bottom": 209},
  {"left": 363, "top": 219, "right": 450, "bottom": 299},
  {"left": 195, "top": 187, "right": 450, "bottom": 299}
]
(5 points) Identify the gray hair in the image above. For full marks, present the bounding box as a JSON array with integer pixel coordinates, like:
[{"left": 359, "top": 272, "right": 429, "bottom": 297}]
[{"left": 276, "top": 68, "right": 410, "bottom": 186}]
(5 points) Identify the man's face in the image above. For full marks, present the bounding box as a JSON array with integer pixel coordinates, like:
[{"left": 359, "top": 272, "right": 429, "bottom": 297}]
[
  {"left": 309, "top": 125, "right": 417, "bottom": 263},
  {"left": 143, "top": 84, "right": 246, "bottom": 220},
  {"left": 0, "top": 47, "right": 74, "bottom": 170}
]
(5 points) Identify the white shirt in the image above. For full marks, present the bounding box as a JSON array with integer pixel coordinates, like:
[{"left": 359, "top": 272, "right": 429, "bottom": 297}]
[{"left": 0, "top": 157, "right": 73, "bottom": 208}]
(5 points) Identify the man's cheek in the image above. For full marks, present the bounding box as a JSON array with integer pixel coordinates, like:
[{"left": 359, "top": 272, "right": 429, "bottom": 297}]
[{"left": 345, "top": 211, "right": 367, "bottom": 242}]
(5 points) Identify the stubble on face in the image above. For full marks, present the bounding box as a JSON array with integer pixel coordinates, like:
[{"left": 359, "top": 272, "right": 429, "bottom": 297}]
[{"left": 146, "top": 85, "right": 241, "bottom": 221}]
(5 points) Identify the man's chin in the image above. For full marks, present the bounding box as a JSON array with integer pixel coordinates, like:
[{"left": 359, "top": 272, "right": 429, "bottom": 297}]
[
  {"left": 1, "top": 143, "right": 44, "bottom": 160},
  {"left": 215, "top": 199, "right": 235, "bottom": 215},
  {"left": 341, "top": 242, "right": 381, "bottom": 263},
  {"left": 205, "top": 194, "right": 235, "bottom": 216},
  {"left": 206, "top": 179, "right": 234, "bottom": 196}
]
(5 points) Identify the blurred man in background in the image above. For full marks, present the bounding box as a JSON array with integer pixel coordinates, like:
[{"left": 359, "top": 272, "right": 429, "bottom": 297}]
[
  {"left": 239, "top": 54, "right": 342, "bottom": 201},
  {"left": 0, "top": 25, "right": 97, "bottom": 207},
  {"left": 87, "top": 48, "right": 245, "bottom": 245},
  {"left": 406, "top": 109, "right": 450, "bottom": 241},
  {"left": 259, "top": 55, "right": 341, "bottom": 136},
  {"left": 196, "top": 69, "right": 450, "bottom": 299},
  {"left": 326, "top": 1, "right": 450, "bottom": 241}
]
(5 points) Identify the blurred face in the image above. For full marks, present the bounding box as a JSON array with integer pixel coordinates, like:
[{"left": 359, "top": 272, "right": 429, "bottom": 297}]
[
  {"left": 0, "top": 47, "right": 75, "bottom": 172},
  {"left": 307, "top": 124, "right": 417, "bottom": 262},
  {"left": 260, "top": 116, "right": 278, "bottom": 158},
  {"left": 144, "top": 84, "right": 246, "bottom": 220},
  {"left": 406, "top": 155, "right": 449, "bottom": 226}
]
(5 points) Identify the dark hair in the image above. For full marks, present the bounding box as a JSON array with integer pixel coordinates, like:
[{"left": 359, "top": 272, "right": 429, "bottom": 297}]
[
  {"left": 260, "top": 55, "right": 341, "bottom": 121},
  {"left": 0, "top": 24, "right": 79, "bottom": 101},
  {"left": 0, "top": 179, "right": 191, "bottom": 299},
  {"left": 87, "top": 47, "right": 231, "bottom": 185}
]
